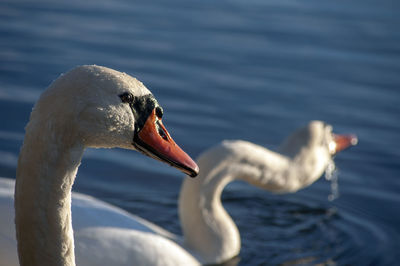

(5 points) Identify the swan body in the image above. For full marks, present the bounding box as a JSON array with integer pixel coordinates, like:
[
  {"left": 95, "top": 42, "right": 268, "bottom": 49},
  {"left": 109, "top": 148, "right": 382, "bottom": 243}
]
[
  {"left": 0, "top": 177, "right": 199, "bottom": 266},
  {"left": 1, "top": 65, "right": 199, "bottom": 266},
  {"left": 0, "top": 114, "right": 356, "bottom": 265}
]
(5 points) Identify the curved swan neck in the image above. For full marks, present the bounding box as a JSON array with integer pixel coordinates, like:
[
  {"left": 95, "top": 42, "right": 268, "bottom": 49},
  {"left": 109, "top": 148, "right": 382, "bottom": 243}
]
[
  {"left": 218, "top": 140, "right": 330, "bottom": 193},
  {"left": 179, "top": 159, "right": 240, "bottom": 265},
  {"left": 15, "top": 118, "right": 84, "bottom": 266},
  {"left": 178, "top": 141, "right": 292, "bottom": 264},
  {"left": 178, "top": 139, "right": 331, "bottom": 264}
]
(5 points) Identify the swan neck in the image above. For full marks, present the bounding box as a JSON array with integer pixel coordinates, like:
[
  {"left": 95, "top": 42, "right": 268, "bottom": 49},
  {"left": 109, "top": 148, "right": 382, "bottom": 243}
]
[
  {"left": 15, "top": 126, "right": 83, "bottom": 266},
  {"left": 179, "top": 139, "right": 331, "bottom": 263},
  {"left": 179, "top": 159, "right": 240, "bottom": 264}
]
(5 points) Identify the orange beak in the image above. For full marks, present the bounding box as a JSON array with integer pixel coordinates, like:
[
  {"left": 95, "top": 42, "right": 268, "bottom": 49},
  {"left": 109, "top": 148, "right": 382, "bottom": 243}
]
[
  {"left": 332, "top": 134, "right": 358, "bottom": 154},
  {"left": 134, "top": 108, "right": 199, "bottom": 177}
]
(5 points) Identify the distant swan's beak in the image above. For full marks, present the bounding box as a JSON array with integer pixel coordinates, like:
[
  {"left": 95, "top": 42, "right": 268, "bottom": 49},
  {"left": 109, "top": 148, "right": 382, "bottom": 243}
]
[
  {"left": 133, "top": 108, "right": 199, "bottom": 177},
  {"left": 331, "top": 134, "right": 358, "bottom": 154}
]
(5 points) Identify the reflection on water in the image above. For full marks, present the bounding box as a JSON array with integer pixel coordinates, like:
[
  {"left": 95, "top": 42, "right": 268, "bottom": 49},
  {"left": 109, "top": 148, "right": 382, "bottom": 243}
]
[{"left": 0, "top": 0, "right": 399, "bottom": 265}]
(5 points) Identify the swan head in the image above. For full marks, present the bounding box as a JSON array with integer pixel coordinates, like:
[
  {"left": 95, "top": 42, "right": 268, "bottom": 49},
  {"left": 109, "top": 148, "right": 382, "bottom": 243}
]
[
  {"left": 308, "top": 121, "right": 358, "bottom": 156},
  {"left": 31, "top": 65, "right": 199, "bottom": 177},
  {"left": 280, "top": 120, "right": 357, "bottom": 159}
]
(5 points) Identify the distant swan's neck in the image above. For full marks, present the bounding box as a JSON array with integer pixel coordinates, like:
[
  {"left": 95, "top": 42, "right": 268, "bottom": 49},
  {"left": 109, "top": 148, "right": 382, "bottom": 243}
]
[
  {"left": 179, "top": 159, "right": 240, "bottom": 265},
  {"left": 15, "top": 120, "right": 83, "bottom": 266},
  {"left": 178, "top": 140, "right": 329, "bottom": 264},
  {"left": 179, "top": 147, "right": 291, "bottom": 264}
]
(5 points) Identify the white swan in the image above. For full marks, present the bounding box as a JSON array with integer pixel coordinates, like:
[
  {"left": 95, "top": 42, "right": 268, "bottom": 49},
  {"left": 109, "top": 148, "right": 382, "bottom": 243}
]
[
  {"left": 179, "top": 121, "right": 357, "bottom": 264},
  {"left": 0, "top": 65, "right": 200, "bottom": 266},
  {"left": 0, "top": 116, "right": 357, "bottom": 265}
]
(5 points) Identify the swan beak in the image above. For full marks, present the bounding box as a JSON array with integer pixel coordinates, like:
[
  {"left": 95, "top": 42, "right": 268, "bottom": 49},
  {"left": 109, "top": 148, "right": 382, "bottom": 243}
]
[
  {"left": 134, "top": 108, "right": 199, "bottom": 177},
  {"left": 331, "top": 134, "right": 358, "bottom": 154}
]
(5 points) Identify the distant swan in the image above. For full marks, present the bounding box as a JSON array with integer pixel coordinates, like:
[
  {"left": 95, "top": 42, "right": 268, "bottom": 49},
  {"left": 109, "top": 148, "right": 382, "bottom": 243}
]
[
  {"left": 0, "top": 108, "right": 357, "bottom": 265},
  {"left": 0, "top": 65, "right": 199, "bottom": 266},
  {"left": 179, "top": 121, "right": 357, "bottom": 264}
]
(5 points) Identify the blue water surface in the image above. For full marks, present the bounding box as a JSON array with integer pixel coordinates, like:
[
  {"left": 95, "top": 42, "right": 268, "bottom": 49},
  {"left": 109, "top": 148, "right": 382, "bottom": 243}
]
[{"left": 1, "top": 0, "right": 399, "bottom": 265}]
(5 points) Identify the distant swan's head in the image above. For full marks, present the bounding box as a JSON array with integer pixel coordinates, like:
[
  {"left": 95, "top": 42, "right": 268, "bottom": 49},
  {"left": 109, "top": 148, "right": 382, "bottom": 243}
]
[
  {"left": 280, "top": 120, "right": 357, "bottom": 159},
  {"left": 29, "top": 65, "right": 199, "bottom": 177}
]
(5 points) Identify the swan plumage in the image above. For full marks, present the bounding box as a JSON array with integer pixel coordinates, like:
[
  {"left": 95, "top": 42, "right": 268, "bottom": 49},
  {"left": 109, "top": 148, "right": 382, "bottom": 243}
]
[
  {"left": 179, "top": 121, "right": 357, "bottom": 264},
  {"left": 0, "top": 65, "right": 199, "bottom": 266},
  {"left": 0, "top": 177, "right": 199, "bottom": 266}
]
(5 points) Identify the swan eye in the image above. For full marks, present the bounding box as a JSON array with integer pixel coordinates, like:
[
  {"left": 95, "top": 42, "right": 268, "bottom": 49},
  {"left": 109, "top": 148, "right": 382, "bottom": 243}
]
[
  {"left": 119, "top": 92, "right": 134, "bottom": 103},
  {"left": 155, "top": 106, "right": 163, "bottom": 119}
]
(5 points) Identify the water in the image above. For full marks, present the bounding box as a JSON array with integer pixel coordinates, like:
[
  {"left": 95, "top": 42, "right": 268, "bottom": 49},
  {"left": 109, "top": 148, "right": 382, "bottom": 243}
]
[
  {"left": 325, "top": 160, "right": 339, "bottom": 201},
  {"left": 1, "top": 0, "right": 399, "bottom": 265}
]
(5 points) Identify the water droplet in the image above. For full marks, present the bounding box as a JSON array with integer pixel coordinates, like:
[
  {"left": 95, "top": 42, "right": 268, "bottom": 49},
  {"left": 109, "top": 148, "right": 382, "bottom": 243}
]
[{"left": 325, "top": 159, "right": 339, "bottom": 201}]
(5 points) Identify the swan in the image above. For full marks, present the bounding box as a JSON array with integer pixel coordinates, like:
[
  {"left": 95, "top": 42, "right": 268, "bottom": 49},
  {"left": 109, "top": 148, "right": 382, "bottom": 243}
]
[
  {"left": 0, "top": 116, "right": 357, "bottom": 265},
  {"left": 0, "top": 65, "right": 200, "bottom": 266},
  {"left": 179, "top": 121, "right": 357, "bottom": 264}
]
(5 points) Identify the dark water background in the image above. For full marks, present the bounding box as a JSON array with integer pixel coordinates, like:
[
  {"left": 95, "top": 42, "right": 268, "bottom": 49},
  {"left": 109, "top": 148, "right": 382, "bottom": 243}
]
[{"left": 1, "top": 0, "right": 399, "bottom": 265}]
